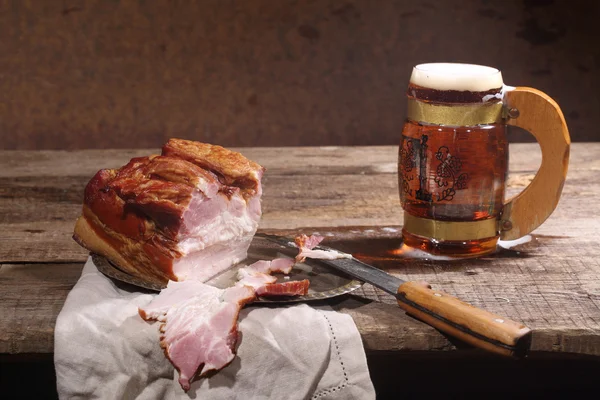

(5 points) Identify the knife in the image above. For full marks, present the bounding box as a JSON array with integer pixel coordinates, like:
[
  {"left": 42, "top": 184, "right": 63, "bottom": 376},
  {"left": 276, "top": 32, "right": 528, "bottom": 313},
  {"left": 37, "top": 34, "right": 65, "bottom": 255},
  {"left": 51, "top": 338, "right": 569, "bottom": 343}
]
[{"left": 260, "top": 234, "right": 532, "bottom": 358}]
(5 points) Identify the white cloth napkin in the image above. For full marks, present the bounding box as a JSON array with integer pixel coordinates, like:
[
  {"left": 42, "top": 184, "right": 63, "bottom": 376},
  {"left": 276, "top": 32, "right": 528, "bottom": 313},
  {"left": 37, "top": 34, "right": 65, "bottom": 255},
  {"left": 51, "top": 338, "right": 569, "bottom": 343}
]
[{"left": 55, "top": 257, "right": 375, "bottom": 399}]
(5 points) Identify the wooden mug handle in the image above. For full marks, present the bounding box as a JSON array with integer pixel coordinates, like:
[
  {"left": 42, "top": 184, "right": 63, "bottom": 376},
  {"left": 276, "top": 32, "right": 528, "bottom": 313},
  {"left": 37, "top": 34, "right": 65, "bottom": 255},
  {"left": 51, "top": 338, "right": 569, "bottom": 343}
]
[{"left": 500, "top": 87, "right": 571, "bottom": 240}]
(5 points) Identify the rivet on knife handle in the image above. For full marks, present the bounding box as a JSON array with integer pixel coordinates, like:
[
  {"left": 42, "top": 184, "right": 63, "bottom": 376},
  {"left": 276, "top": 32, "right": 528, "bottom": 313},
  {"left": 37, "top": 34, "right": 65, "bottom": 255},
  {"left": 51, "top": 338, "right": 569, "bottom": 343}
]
[{"left": 397, "top": 281, "right": 532, "bottom": 358}]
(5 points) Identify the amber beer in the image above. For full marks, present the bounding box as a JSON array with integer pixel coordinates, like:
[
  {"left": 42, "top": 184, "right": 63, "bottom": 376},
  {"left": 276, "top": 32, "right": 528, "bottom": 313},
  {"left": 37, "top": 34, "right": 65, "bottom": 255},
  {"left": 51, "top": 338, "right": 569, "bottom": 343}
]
[
  {"left": 400, "top": 83, "right": 508, "bottom": 255},
  {"left": 399, "top": 63, "right": 570, "bottom": 257}
]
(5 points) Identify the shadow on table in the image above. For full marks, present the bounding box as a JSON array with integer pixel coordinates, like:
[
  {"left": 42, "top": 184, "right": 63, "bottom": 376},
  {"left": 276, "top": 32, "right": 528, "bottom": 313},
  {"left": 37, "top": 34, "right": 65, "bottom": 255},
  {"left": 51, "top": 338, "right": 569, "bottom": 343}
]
[{"left": 367, "top": 351, "right": 600, "bottom": 400}]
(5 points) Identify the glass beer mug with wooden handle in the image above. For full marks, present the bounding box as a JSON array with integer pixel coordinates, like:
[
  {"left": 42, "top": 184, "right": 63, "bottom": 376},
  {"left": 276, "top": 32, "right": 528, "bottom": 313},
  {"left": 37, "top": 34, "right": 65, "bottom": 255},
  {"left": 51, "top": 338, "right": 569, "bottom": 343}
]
[{"left": 399, "top": 63, "right": 570, "bottom": 257}]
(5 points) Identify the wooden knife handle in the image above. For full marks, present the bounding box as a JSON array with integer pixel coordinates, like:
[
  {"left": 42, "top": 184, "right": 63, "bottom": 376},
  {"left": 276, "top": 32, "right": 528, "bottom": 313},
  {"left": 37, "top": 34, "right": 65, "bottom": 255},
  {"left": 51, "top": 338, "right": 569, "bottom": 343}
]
[{"left": 397, "top": 281, "right": 532, "bottom": 358}]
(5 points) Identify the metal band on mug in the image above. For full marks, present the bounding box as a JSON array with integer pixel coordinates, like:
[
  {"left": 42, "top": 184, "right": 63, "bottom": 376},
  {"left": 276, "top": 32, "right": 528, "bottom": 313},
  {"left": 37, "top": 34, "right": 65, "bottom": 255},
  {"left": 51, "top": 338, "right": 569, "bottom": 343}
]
[
  {"left": 403, "top": 213, "right": 499, "bottom": 241},
  {"left": 406, "top": 98, "right": 504, "bottom": 126}
]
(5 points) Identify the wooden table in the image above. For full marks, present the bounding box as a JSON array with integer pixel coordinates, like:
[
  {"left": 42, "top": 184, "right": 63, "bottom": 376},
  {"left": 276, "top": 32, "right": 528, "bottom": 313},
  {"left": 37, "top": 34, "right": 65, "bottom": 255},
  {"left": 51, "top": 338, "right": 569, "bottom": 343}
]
[{"left": 1, "top": 144, "right": 599, "bottom": 398}]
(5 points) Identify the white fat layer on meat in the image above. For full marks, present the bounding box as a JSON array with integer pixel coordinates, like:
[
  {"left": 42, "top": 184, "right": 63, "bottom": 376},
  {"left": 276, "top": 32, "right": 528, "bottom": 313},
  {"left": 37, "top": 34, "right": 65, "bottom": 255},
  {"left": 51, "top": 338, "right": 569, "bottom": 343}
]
[
  {"left": 238, "top": 260, "right": 272, "bottom": 277},
  {"left": 171, "top": 188, "right": 261, "bottom": 282},
  {"left": 177, "top": 192, "right": 259, "bottom": 254},
  {"left": 235, "top": 271, "right": 277, "bottom": 289},
  {"left": 234, "top": 258, "right": 302, "bottom": 293},
  {"left": 139, "top": 280, "right": 209, "bottom": 320},
  {"left": 238, "top": 259, "right": 295, "bottom": 277},
  {"left": 173, "top": 238, "right": 252, "bottom": 281},
  {"left": 235, "top": 259, "right": 295, "bottom": 290},
  {"left": 299, "top": 248, "right": 353, "bottom": 260},
  {"left": 269, "top": 258, "right": 295, "bottom": 274}
]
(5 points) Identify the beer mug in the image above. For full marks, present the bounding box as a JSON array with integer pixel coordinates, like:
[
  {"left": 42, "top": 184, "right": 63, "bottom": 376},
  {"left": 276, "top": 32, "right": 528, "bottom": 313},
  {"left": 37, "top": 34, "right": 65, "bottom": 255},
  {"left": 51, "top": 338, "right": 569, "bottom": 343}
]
[{"left": 399, "top": 63, "right": 570, "bottom": 257}]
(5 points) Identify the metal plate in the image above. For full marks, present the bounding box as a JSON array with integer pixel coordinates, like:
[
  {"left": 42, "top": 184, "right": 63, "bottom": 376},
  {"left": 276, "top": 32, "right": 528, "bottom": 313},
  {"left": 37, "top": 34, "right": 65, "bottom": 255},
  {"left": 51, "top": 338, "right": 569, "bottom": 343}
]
[{"left": 93, "top": 235, "right": 363, "bottom": 303}]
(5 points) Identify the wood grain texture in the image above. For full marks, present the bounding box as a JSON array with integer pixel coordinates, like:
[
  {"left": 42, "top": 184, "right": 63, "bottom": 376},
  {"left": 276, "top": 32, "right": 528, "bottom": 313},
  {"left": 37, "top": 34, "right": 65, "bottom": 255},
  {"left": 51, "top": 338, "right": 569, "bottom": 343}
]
[
  {"left": 396, "top": 281, "right": 532, "bottom": 358},
  {"left": 502, "top": 87, "right": 571, "bottom": 240},
  {"left": 0, "top": 144, "right": 599, "bottom": 358},
  {"left": 0, "top": 263, "right": 80, "bottom": 354},
  {"left": 1, "top": 0, "right": 599, "bottom": 149}
]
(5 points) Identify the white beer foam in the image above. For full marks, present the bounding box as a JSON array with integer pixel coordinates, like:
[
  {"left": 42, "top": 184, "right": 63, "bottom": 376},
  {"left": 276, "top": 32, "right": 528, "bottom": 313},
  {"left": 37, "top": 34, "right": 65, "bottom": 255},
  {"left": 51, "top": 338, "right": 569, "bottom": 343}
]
[{"left": 410, "top": 63, "right": 503, "bottom": 92}]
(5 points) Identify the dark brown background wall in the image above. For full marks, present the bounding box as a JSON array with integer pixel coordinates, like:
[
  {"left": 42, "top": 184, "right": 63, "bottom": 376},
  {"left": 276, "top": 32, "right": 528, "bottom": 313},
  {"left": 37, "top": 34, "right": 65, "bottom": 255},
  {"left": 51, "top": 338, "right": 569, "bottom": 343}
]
[{"left": 0, "top": 0, "right": 598, "bottom": 149}]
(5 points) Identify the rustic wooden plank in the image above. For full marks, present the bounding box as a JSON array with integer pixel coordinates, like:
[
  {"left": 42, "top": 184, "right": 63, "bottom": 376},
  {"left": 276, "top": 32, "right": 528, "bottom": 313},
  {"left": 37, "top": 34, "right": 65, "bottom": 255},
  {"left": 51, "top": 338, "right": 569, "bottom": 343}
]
[
  {"left": 0, "top": 146, "right": 399, "bottom": 178},
  {"left": 3, "top": 228, "right": 600, "bottom": 356},
  {"left": 1, "top": 167, "right": 596, "bottom": 262},
  {"left": 0, "top": 144, "right": 598, "bottom": 262},
  {"left": 0, "top": 143, "right": 595, "bottom": 179},
  {"left": 1, "top": 144, "right": 599, "bottom": 358},
  {"left": 332, "top": 235, "right": 600, "bottom": 356},
  {"left": 0, "top": 263, "right": 81, "bottom": 354}
]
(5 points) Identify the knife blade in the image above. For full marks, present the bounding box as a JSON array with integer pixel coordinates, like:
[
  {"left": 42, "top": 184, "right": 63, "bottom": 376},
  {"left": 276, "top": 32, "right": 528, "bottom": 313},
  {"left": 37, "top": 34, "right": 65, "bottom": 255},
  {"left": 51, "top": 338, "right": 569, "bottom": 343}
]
[{"left": 259, "top": 233, "right": 532, "bottom": 358}]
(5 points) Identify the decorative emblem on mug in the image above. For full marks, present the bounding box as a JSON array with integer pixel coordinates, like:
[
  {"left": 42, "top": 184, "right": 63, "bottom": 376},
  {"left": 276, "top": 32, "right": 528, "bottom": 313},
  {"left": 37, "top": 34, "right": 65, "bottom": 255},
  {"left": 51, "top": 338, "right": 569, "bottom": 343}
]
[
  {"left": 399, "top": 138, "right": 417, "bottom": 196},
  {"left": 433, "top": 146, "right": 468, "bottom": 201},
  {"left": 399, "top": 135, "right": 469, "bottom": 203}
]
